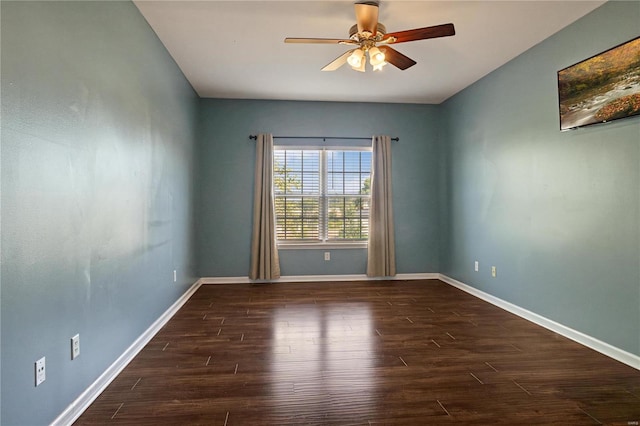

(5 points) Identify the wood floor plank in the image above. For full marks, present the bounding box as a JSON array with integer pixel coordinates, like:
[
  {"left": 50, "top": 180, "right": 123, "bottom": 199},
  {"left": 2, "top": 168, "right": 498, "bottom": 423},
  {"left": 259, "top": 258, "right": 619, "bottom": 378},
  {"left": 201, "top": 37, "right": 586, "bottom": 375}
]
[{"left": 75, "top": 280, "right": 640, "bottom": 425}]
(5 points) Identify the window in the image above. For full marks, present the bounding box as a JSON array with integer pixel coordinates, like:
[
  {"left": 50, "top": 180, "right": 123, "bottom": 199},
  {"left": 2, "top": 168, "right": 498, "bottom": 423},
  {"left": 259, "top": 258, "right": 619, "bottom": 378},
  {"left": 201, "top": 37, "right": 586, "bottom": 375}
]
[{"left": 274, "top": 148, "right": 371, "bottom": 245}]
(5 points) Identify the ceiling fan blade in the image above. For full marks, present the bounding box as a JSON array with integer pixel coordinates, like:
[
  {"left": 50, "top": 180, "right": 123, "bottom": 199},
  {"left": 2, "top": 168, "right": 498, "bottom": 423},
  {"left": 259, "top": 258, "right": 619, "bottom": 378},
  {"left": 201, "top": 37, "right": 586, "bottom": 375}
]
[
  {"left": 285, "top": 38, "right": 357, "bottom": 45},
  {"left": 321, "top": 49, "right": 356, "bottom": 71},
  {"left": 382, "top": 23, "right": 455, "bottom": 44},
  {"left": 378, "top": 46, "right": 416, "bottom": 70},
  {"left": 355, "top": 3, "right": 378, "bottom": 35}
]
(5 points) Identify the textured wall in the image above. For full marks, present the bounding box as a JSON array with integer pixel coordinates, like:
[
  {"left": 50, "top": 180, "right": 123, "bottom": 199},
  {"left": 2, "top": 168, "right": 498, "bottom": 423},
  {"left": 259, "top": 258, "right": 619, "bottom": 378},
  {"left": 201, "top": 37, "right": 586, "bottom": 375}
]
[
  {"left": 196, "top": 99, "right": 442, "bottom": 277},
  {"left": 1, "top": 2, "right": 199, "bottom": 424},
  {"left": 440, "top": 1, "right": 640, "bottom": 355}
]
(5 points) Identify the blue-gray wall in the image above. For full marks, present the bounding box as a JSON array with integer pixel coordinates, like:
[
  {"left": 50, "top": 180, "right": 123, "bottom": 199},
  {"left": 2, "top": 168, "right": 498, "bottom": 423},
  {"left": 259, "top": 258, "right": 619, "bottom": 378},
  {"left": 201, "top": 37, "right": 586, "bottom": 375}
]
[
  {"left": 1, "top": 2, "right": 199, "bottom": 424},
  {"left": 2, "top": 1, "right": 638, "bottom": 425},
  {"left": 440, "top": 0, "right": 640, "bottom": 356},
  {"left": 197, "top": 99, "right": 442, "bottom": 276}
]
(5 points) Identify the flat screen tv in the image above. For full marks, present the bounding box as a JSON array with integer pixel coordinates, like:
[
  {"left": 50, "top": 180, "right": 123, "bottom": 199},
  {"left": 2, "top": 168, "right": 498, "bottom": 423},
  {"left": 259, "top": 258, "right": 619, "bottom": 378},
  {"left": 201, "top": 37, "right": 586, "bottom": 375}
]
[{"left": 558, "top": 36, "right": 640, "bottom": 131}]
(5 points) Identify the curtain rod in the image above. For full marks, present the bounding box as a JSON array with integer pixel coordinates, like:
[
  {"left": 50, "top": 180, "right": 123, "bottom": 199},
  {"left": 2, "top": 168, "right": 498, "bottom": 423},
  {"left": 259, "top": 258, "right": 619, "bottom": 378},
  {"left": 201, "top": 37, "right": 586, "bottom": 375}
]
[{"left": 249, "top": 135, "right": 399, "bottom": 142}]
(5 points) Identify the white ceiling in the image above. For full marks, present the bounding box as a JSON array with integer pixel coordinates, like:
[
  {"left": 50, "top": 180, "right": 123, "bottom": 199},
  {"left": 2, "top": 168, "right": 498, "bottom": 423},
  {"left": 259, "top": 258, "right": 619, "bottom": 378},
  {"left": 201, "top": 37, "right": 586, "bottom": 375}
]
[{"left": 133, "top": 1, "right": 606, "bottom": 104}]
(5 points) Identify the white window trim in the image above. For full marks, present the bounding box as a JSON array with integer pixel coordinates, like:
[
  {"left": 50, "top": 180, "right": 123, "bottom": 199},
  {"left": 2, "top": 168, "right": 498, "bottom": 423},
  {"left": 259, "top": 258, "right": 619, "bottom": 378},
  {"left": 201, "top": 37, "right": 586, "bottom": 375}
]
[
  {"left": 274, "top": 145, "right": 372, "bottom": 248},
  {"left": 277, "top": 241, "right": 368, "bottom": 250}
]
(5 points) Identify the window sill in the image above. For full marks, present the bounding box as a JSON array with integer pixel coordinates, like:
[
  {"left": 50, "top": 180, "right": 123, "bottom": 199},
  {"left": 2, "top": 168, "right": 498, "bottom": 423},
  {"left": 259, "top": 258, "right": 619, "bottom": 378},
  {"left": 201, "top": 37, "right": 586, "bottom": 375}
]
[{"left": 278, "top": 242, "right": 367, "bottom": 250}]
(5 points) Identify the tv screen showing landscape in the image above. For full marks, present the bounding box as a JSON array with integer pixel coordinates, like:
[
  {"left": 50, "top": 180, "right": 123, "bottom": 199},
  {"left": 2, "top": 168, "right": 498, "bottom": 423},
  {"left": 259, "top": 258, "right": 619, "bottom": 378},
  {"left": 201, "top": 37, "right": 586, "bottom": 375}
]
[{"left": 558, "top": 36, "right": 640, "bottom": 131}]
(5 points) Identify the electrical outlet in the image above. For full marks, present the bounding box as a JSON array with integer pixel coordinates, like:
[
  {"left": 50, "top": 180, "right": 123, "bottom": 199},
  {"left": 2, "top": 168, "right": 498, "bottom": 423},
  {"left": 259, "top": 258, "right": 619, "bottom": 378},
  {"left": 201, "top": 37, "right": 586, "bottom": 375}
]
[
  {"left": 71, "top": 334, "right": 80, "bottom": 360},
  {"left": 474, "top": 261, "right": 479, "bottom": 272},
  {"left": 324, "top": 252, "right": 330, "bottom": 261},
  {"left": 35, "top": 357, "right": 46, "bottom": 386},
  {"left": 173, "top": 269, "right": 177, "bottom": 283},
  {"left": 491, "top": 266, "right": 497, "bottom": 277}
]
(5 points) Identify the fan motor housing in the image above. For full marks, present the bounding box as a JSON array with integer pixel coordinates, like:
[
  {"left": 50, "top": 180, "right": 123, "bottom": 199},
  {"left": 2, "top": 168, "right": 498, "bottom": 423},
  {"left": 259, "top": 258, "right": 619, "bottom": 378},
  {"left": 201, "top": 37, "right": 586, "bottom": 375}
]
[{"left": 349, "top": 23, "right": 386, "bottom": 41}]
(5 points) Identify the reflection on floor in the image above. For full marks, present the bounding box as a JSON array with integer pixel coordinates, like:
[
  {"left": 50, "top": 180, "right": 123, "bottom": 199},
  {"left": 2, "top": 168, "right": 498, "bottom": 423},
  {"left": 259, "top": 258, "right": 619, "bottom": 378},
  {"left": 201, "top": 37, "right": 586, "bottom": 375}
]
[
  {"left": 75, "top": 279, "right": 640, "bottom": 425},
  {"left": 270, "top": 303, "right": 375, "bottom": 420}
]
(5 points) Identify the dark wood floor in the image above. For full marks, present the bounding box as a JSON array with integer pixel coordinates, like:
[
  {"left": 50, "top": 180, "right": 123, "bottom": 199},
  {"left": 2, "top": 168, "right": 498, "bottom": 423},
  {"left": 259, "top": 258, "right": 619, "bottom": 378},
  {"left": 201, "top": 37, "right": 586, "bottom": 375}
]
[{"left": 75, "top": 280, "right": 640, "bottom": 425}]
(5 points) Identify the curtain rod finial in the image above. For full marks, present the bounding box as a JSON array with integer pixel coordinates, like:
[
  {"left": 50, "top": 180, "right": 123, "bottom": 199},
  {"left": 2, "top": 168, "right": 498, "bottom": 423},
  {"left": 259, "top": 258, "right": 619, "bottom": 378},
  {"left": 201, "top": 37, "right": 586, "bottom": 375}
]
[{"left": 249, "top": 135, "right": 257, "bottom": 140}]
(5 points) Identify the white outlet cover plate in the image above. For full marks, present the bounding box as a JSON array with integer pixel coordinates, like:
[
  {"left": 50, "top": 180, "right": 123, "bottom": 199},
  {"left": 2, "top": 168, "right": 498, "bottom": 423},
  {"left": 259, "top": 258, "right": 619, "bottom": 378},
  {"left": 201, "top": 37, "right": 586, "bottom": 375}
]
[
  {"left": 35, "top": 357, "right": 46, "bottom": 386},
  {"left": 71, "top": 334, "right": 80, "bottom": 360}
]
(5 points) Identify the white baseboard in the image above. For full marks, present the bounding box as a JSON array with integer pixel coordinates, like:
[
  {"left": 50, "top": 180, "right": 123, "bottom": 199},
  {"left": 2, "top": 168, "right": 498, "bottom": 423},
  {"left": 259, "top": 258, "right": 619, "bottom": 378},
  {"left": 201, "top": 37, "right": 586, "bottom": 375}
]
[
  {"left": 198, "top": 272, "right": 439, "bottom": 285},
  {"left": 51, "top": 280, "right": 202, "bottom": 426},
  {"left": 438, "top": 274, "right": 640, "bottom": 371}
]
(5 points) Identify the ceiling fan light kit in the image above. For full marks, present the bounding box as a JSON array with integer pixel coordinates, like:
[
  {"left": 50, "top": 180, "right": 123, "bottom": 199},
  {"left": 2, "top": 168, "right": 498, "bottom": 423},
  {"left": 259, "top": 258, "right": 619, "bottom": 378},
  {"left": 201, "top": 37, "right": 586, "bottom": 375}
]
[
  {"left": 369, "top": 47, "right": 385, "bottom": 64},
  {"left": 284, "top": 2, "right": 455, "bottom": 73},
  {"left": 347, "top": 48, "right": 365, "bottom": 68},
  {"left": 372, "top": 61, "right": 387, "bottom": 72}
]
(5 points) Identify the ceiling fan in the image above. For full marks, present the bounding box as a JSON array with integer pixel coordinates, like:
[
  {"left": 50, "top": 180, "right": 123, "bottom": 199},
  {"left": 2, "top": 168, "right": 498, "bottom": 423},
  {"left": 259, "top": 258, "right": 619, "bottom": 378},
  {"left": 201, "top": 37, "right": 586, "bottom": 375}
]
[{"left": 284, "top": 1, "right": 455, "bottom": 72}]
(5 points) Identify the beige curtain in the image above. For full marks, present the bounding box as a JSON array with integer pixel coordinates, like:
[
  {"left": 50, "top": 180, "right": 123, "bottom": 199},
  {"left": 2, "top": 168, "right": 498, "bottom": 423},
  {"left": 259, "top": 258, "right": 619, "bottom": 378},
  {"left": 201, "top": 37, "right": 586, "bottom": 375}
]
[
  {"left": 367, "top": 135, "right": 396, "bottom": 277},
  {"left": 249, "top": 133, "right": 281, "bottom": 280}
]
